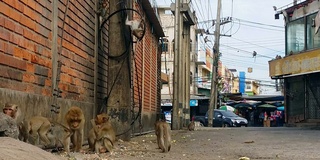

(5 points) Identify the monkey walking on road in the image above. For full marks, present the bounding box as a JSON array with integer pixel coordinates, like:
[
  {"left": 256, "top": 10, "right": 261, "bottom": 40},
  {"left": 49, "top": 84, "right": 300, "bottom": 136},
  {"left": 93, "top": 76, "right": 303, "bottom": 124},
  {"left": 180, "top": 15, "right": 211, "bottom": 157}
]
[{"left": 154, "top": 120, "right": 171, "bottom": 153}]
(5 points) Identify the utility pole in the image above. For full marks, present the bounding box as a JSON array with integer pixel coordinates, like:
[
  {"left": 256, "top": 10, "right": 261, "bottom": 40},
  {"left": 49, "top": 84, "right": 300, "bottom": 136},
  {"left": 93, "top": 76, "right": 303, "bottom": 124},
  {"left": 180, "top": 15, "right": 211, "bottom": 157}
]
[
  {"left": 208, "top": 0, "right": 221, "bottom": 127},
  {"left": 172, "top": 0, "right": 181, "bottom": 130}
]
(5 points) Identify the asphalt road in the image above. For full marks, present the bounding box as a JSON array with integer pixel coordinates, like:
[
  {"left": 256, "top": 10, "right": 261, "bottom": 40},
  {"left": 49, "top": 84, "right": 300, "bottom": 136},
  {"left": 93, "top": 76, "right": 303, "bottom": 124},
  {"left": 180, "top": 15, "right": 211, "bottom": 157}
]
[{"left": 70, "top": 126, "right": 320, "bottom": 160}]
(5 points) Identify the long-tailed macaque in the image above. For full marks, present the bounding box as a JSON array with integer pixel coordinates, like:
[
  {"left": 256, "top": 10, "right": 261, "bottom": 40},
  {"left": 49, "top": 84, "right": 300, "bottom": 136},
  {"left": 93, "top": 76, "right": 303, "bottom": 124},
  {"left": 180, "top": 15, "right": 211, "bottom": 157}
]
[
  {"left": 65, "top": 106, "right": 85, "bottom": 152},
  {"left": 47, "top": 122, "right": 72, "bottom": 153},
  {"left": 19, "top": 116, "right": 51, "bottom": 146},
  {"left": 154, "top": 120, "right": 171, "bottom": 153},
  {"left": 3, "top": 103, "right": 20, "bottom": 121},
  {"left": 88, "top": 113, "right": 116, "bottom": 153},
  {"left": 188, "top": 117, "right": 195, "bottom": 131}
]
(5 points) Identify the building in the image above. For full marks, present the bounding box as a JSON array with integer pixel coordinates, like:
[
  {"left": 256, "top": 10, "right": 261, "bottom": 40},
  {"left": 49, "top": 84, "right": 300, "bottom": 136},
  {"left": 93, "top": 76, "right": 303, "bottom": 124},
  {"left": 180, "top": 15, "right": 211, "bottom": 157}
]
[
  {"left": 157, "top": 5, "right": 212, "bottom": 122},
  {"left": 0, "top": 0, "right": 164, "bottom": 138},
  {"left": 269, "top": 0, "right": 320, "bottom": 124}
]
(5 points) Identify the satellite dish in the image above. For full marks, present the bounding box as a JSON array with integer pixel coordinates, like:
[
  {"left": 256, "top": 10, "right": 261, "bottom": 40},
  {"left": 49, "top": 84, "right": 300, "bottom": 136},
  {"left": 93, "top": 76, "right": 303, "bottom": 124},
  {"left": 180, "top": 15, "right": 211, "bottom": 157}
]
[{"left": 315, "top": 10, "right": 320, "bottom": 34}]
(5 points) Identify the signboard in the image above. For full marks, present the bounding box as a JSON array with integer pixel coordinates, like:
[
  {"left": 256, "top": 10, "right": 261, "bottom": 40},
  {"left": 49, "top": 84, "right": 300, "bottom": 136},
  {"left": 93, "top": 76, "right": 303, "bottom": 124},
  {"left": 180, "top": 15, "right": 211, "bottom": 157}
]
[
  {"left": 190, "top": 99, "right": 198, "bottom": 107},
  {"left": 269, "top": 49, "right": 320, "bottom": 77}
]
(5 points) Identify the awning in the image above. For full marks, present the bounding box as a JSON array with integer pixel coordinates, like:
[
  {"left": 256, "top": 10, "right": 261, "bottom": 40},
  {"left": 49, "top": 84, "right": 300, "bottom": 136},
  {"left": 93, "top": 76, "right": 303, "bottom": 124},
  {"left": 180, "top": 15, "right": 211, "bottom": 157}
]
[{"left": 161, "top": 94, "right": 210, "bottom": 100}]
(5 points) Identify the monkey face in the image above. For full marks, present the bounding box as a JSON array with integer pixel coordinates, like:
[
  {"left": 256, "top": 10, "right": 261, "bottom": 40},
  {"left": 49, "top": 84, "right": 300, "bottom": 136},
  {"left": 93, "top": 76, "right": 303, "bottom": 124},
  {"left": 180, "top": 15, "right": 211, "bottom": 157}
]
[
  {"left": 69, "top": 120, "right": 82, "bottom": 129},
  {"left": 3, "top": 108, "right": 13, "bottom": 114},
  {"left": 95, "top": 114, "right": 109, "bottom": 125}
]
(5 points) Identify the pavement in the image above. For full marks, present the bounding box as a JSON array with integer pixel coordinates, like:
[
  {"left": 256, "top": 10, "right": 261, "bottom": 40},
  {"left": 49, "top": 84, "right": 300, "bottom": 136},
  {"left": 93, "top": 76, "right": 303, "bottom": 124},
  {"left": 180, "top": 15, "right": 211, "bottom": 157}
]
[{"left": 69, "top": 126, "right": 320, "bottom": 160}]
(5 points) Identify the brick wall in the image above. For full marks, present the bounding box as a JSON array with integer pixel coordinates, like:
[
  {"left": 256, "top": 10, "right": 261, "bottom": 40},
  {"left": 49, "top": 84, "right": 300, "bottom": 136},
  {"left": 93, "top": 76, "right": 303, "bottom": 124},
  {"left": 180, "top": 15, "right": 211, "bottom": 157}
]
[
  {"left": 133, "top": 2, "right": 161, "bottom": 131},
  {"left": 0, "top": 0, "right": 106, "bottom": 125}
]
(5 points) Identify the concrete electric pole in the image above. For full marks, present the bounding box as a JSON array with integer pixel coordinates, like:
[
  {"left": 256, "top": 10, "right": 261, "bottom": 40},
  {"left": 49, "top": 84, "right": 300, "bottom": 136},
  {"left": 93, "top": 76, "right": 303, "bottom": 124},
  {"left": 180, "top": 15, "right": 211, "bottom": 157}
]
[
  {"left": 172, "top": 0, "right": 181, "bottom": 130},
  {"left": 208, "top": 0, "right": 222, "bottom": 127}
]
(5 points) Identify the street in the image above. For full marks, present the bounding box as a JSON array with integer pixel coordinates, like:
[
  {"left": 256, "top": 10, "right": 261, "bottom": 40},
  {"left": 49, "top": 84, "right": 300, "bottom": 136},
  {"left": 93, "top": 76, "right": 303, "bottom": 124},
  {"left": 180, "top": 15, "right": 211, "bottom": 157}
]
[{"left": 78, "top": 127, "right": 320, "bottom": 160}]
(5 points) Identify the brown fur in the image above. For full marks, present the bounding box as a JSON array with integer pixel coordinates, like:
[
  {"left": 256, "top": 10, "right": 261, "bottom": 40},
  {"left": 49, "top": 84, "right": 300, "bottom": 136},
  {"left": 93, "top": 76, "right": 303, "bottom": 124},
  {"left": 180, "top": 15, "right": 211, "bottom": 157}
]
[
  {"left": 88, "top": 113, "right": 115, "bottom": 153},
  {"left": 155, "top": 121, "right": 171, "bottom": 153},
  {"left": 19, "top": 116, "right": 51, "bottom": 146},
  {"left": 188, "top": 120, "right": 195, "bottom": 131},
  {"left": 3, "top": 103, "right": 20, "bottom": 121},
  {"left": 65, "top": 106, "right": 85, "bottom": 152}
]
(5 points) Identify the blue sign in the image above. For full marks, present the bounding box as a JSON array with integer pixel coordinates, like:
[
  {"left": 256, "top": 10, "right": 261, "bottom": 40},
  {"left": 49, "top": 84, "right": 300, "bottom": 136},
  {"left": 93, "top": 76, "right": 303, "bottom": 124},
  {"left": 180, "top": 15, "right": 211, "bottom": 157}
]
[{"left": 190, "top": 99, "right": 198, "bottom": 107}]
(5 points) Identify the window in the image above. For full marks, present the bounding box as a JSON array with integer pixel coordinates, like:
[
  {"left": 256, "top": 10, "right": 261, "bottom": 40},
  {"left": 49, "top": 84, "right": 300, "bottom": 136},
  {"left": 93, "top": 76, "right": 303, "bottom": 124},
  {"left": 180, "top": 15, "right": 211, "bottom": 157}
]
[
  {"left": 287, "top": 18, "right": 305, "bottom": 55},
  {"left": 161, "top": 38, "right": 169, "bottom": 52},
  {"left": 307, "top": 13, "right": 320, "bottom": 50}
]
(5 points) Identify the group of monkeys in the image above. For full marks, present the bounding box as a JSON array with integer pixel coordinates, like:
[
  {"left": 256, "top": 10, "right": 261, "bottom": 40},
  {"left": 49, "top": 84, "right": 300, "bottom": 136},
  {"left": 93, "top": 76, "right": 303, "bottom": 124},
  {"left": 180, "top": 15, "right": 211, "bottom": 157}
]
[
  {"left": 2, "top": 104, "right": 116, "bottom": 154},
  {"left": 2, "top": 103, "right": 196, "bottom": 154}
]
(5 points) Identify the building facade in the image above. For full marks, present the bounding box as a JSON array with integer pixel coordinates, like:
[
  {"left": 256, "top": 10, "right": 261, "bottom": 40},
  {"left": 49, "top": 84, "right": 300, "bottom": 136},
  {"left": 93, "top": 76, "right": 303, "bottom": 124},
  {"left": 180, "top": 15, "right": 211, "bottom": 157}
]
[{"left": 269, "top": 0, "right": 320, "bottom": 124}]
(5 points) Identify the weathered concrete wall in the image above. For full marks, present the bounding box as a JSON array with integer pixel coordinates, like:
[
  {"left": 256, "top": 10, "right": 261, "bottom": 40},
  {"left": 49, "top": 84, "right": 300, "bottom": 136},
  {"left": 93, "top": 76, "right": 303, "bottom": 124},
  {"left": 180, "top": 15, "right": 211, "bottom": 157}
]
[{"left": 0, "top": 88, "right": 94, "bottom": 136}]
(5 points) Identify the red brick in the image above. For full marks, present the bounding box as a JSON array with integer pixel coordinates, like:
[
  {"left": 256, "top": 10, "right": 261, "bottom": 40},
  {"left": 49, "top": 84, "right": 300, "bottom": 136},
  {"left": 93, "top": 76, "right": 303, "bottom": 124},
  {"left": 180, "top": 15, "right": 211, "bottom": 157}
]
[
  {"left": 13, "top": 46, "right": 24, "bottom": 59},
  {"left": 30, "top": 54, "right": 39, "bottom": 64},
  {"left": 45, "top": 79, "right": 51, "bottom": 87},
  {"left": 0, "top": 28, "right": 10, "bottom": 42},
  {"left": 0, "top": 15, "right": 4, "bottom": 27},
  {"left": 19, "top": 16, "right": 36, "bottom": 31},
  {"left": 0, "top": 53, "right": 26, "bottom": 70},
  {"left": 26, "top": 63, "right": 35, "bottom": 73},
  {"left": 24, "top": 84, "right": 36, "bottom": 93},
  {"left": 4, "top": 18, "right": 15, "bottom": 32},
  {"left": 26, "top": 0, "right": 36, "bottom": 10},
  {"left": 0, "top": 40, "right": 5, "bottom": 52},
  {"left": 24, "top": 41, "right": 35, "bottom": 53},
  {"left": 9, "top": 9, "right": 21, "bottom": 22},
  {"left": 22, "top": 73, "right": 36, "bottom": 83},
  {"left": 42, "top": 47, "right": 51, "bottom": 58},
  {"left": 23, "top": 6, "right": 35, "bottom": 20},
  {"left": 23, "top": 29, "right": 33, "bottom": 40},
  {"left": 0, "top": 3, "right": 10, "bottom": 16},
  {"left": 41, "top": 88, "right": 51, "bottom": 96},
  {"left": 14, "top": 25, "right": 23, "bottom": 35},
  {"left": 14, "top": 1, "right": 24, "bottom": 12}
]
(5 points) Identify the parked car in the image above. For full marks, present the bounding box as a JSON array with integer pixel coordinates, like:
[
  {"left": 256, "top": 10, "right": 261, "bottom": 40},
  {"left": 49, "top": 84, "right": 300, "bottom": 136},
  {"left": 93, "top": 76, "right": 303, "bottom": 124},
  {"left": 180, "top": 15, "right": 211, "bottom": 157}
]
[
  {"left": 194, "top": 115, "right": 205, "bottom": 126},
  {"left": 205, "top": 109, "right": 248, "bottom": 127}
]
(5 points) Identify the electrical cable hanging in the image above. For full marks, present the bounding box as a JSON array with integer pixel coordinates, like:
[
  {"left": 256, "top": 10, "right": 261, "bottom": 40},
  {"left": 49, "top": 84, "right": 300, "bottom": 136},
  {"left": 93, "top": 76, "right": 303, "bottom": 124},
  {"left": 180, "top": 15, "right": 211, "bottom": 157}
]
[
  {"left": 98, "top": 7, "right": 146, "bottom": 137},
  {"left": 98, "top": 8, "right": 146, "bottom": 60},
  {"left": 51, "top": 0, "right": 71, "bottom": 115}
]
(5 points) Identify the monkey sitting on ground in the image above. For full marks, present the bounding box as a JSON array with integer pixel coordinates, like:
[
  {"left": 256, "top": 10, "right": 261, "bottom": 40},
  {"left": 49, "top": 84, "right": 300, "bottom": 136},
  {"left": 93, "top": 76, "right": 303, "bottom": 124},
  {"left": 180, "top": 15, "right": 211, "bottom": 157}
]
[
  {"left": 19, "top": 116, "right": 51, "bottom": 147},
  {"left": 0, "top": 103, "right": 20, "bottom": 139},
  {"left": 88, "top": 113, "right": 116, "bottom": 153},
  {"left": 154, "top": 120, "right": 171, "bottom": 153},
  {"left": 65, "top": 106, "right": 85, "bottom": 152},
  {"left": 3, "top": 103, "right": 20, "bottom": 121},
  {"left": 188, "top": 116, "right": 195, "bottom": 131}
]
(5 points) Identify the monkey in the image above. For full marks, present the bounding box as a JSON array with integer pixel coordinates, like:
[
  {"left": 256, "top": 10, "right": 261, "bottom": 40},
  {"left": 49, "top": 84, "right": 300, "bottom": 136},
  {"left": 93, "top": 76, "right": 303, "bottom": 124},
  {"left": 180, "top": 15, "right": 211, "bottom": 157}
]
[
  {"left": 88, "top": 113, "right": 115, "bottom": 153},
  {"left": 154, "top": 120, "right": 171, "bottom": 153},
  {"left": 94, "top": 121, "right": 116, "bottom": 153},
  {"left": 3, "top": 103, "right": 20, "bottom": 121},
  {"left": 96, "top": 0, "right": 108, "bottom": 23},
  {"left": 94, "top": 113, "right": 109, "bottom": 125},
  {"left": 88, "top": 113, "right": 110, "bottom": 151},
  {"left": 47, "top": 121, "right": 72, "bottom": 153},
  {"left": 1, "top": 103, "right": 20, "bottom": 139},
  {"left": 188, "top": 117, "right": 195, "bottom": 131},
  {"left": 19, "top": 116, "right": 51, "bottom": 147},
  {"left": 65, "top": 106, "right": 85, "bottom": 152}
]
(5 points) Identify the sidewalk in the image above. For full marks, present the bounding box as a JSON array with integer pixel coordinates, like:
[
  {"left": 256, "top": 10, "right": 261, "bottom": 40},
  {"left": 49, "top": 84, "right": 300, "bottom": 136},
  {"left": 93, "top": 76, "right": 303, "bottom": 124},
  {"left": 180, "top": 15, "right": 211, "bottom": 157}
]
[{"left": 71, "top": 127, "right": 320, "bottom": 160}]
